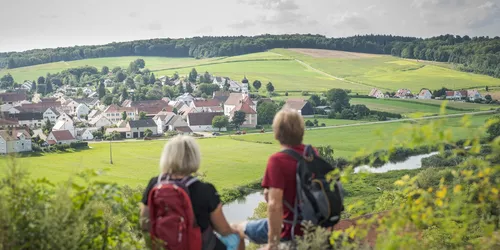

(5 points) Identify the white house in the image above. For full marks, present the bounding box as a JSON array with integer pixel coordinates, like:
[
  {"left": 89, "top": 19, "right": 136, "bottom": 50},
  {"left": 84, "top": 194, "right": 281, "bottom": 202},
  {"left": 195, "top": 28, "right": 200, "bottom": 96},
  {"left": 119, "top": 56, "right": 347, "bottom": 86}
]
[
  {"left": 11, "top": 112, "right": 44, "bottom": 128},
  {"left": 20, "top": 81, "right": 33, "bottom": 92},
  {"left": 75, "top": 103, "right": 90, "bottom": 118},
  {"left": 369, "top": 88, "right": 385, "bottom": 99},
  {"left": 53, "top": 120, "right": 76, "bottom": 137},
  {"left": 467, "top": 90, "right": 483, "bottom": 101},
  {"left": 56, "top": 111, "right": 72, "bottom": 123},
  {"left": 176, "top": 93, "right": 195, "bottom": 105},
  {"left": 76, "top": 128, "right": 94, "bottom": 141},
  {"left": 89, "top": 115, "right": 113, "bottom": 128},
  {"left": 213, "top": 76, "right": 225, "bottom": 88},
  {"left": 418, "top": 89, "right": 432, "bottom": 99},
  {"left": 0, "top": 129, "right": 32, "bottom": 154},
  {"left": 43, "top": 108, "right": 60, "bottom": 124},
  {"left": 395, "top": 89, "right": 412, "bottom": 98},
  {"left": 187, "top": 112, "right": 226, "bottom": 132},
  {"left": 103, "top": 104, "right": 136, "bottom": 124},
  {"left": 228, "top": 80, "right": 242, "bottom": 92},
  {"left": 128, "top": 119, "right": 157, "bottom": 138},
  {"left": 82, "top": 87, "right": 93, "bottom": 96},
  {"left": 153, "top": 111, "right": 176, "bottom": 134},
  {"left": 446, "top": 91, "right": 465, "bottom": 100},
  {"left": 47, "top": 130, "right": 77, "bottom": 145},
  {"left": 62, "top": 99, "right": 80, "bottom": 115}
]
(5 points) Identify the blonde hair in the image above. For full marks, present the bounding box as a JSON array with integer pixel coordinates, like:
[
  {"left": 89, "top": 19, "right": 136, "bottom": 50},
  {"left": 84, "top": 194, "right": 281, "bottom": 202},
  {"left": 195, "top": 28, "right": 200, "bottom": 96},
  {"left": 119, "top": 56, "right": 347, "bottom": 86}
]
[
  {"left": 272, "top": 109, "right": 305, "bottom": 146},
  {"left": 159, "top": 135, "right": 201, "bottom": 175}
]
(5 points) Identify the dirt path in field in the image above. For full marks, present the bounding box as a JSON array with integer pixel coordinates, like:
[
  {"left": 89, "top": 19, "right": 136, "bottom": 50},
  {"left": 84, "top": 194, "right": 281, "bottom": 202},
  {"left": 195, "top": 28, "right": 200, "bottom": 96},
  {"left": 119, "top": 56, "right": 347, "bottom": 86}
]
[
  {"left": 288, "top": 48, "right": 382, "bottom": 59},
  {"left": 269, "top": 51, "right": 378, "bottom": 90}
]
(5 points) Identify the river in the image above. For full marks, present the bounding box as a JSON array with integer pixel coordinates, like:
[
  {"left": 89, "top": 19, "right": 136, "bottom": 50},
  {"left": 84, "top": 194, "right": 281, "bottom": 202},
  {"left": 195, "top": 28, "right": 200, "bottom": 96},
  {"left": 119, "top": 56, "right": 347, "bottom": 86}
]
[{"left": 222, "top": 152, "right": 437, "bottom": 224}]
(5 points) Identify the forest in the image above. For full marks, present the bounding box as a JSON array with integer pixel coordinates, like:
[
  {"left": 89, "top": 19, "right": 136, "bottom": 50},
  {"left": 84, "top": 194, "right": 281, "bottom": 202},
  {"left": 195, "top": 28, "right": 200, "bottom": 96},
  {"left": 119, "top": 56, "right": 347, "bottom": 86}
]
[{"left": 1, "top": 34, "right": 499, "bottom": 78}]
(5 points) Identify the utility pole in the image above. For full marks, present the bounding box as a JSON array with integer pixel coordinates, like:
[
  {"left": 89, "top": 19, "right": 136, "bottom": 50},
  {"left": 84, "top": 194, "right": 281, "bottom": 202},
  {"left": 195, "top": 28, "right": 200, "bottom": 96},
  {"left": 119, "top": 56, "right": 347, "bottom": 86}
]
[{"left": 109, "top": 140, "right": 113, "bottom": 164}]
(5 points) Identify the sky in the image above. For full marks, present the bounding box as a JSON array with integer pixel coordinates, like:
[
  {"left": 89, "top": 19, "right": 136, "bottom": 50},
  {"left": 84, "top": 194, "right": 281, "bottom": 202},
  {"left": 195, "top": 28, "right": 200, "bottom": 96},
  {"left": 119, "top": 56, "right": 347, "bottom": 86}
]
[{"left": 0, "top": 0, "right": 499, "bottom": 52}]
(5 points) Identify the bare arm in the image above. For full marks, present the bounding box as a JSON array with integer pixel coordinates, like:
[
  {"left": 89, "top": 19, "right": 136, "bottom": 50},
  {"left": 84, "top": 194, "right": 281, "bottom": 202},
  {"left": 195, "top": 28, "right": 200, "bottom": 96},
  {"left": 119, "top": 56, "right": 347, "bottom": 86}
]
[
  {"left": 267, "top": 187, "right": 284, "bottom": 248},
  {"left": 139, "top": 203, "right": 150, "bottom": 232},
  {"left": 210, "top": 203, "right": 235, "bottom": 236}
]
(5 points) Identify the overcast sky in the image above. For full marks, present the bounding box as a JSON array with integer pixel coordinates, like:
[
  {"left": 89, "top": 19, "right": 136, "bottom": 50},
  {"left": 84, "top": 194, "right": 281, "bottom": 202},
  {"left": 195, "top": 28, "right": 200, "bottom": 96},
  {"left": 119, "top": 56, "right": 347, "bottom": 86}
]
[{"left": 1, "top": 0, "right": 499, "bottom": 52}]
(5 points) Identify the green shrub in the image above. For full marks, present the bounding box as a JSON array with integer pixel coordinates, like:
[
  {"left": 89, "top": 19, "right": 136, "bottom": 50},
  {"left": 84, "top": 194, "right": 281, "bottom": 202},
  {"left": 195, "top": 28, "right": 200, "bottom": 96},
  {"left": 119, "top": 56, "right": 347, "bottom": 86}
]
[{"left": 70, "top": 141, "right": 89, "bottom": 149}]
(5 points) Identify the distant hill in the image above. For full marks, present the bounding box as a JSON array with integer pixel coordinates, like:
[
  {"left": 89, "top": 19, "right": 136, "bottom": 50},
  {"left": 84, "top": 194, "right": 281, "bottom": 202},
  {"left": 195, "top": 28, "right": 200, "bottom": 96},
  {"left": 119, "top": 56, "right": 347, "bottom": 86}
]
[{"left": 1, "top": 34, "right": 498, "bottom": 79}]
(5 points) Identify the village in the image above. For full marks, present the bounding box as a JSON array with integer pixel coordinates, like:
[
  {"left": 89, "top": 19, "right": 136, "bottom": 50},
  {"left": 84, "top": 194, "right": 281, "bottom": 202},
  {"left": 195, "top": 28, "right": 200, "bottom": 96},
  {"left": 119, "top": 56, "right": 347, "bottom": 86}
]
[
  {"left": 0, "top": 73, "right": 317, "bottom": 154},
  {"left": 368, "top": 87, "right": 485, "bottom": 101}
]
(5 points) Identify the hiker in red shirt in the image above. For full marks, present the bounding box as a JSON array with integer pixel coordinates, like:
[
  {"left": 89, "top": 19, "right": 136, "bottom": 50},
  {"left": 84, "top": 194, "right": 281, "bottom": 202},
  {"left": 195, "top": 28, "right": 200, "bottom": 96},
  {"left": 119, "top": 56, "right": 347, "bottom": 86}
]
[{"left": 233, "top": 109, "right": 306, "bottom": 250}]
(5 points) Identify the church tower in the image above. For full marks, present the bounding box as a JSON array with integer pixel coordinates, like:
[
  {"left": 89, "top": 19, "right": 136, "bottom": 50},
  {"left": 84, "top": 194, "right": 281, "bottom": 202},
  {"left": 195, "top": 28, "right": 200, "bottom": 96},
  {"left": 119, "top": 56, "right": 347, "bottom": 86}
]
[{"left": 241, "top": 76, "right": 249, "bottom": 96}]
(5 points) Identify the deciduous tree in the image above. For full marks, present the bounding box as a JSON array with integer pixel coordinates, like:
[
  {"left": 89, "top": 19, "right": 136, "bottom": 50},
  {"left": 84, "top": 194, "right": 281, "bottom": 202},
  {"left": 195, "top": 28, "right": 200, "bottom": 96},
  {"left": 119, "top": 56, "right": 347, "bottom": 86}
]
[
  {"left": 257, "top": 102, "right": 278, "bottom": 125},
  {"left": 266, "top": 82, "right": 274, "bottom": 93},
  {"left": 253, "top": 80, "right": 261, "bottom": 91},
  {"left": 326, "top": 88, "right": 350, "bottom": 112},
  {"left": 101, "top": 66, "right": 109, "bottom": 75},
  {"left": 232, "top": 111, "right": 246, "bottom": 129},
  {"left": 212, "top": 116, "right": 229, "bottom": 131}
]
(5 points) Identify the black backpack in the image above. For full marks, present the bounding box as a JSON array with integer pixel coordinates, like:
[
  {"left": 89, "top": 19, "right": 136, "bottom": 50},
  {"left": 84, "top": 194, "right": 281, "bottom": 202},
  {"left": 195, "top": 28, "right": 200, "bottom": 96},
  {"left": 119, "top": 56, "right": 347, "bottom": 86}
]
[{"left": 282, "top": 145, "right": 344, "bottom": 239}]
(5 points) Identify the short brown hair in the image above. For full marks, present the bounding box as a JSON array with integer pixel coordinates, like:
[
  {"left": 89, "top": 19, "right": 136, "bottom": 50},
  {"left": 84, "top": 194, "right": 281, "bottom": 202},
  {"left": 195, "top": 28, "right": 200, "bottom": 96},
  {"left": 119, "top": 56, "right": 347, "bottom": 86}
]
[{"left": 272, "top": 109, "right": 305, "bottom": 146}]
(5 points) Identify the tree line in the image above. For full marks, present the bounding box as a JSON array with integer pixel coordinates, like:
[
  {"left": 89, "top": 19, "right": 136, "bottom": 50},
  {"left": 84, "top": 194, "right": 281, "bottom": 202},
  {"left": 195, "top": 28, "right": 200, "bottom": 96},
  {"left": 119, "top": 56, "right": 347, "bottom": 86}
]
[
  {"left": 390, "top": 34, "right": 500, "bottom": 78},
  {"left": 3, "top": 34, "right": 499, "bottom": 78},
  {"left": 0, "top": 34, "right": 415, "bottom": 68}
]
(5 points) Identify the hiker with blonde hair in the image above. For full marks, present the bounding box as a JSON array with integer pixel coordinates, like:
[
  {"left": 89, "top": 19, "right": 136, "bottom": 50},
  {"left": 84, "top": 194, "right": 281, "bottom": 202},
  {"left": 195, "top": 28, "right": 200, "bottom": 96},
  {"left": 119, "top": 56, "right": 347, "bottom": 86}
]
[{"left": 140, "top": 135, "right": 240, "bottom": 250}]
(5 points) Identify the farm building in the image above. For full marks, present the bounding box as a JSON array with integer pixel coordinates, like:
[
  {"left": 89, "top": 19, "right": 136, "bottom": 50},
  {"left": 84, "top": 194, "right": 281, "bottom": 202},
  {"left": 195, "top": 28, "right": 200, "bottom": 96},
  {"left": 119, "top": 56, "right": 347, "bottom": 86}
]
[
  {"left": 283, "top": 99, "right": 315, "bottom": 116},
  {"left": 418, "top": 89, "right": 432, "bottom": 99}
]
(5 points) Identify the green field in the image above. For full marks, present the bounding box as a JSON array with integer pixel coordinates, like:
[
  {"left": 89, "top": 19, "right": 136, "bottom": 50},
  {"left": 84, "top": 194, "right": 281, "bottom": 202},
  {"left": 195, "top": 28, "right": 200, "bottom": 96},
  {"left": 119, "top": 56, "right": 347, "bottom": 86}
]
[
  {"left": 2, "top": 114, "right": 492, "bottom": 190},
  {"left": 4, "top": 49, "right": 500, "bottom": 95},
  {"left": 154, "top": 60, "right": 370, "bottom": 93},
  {"left": 272, "top": 49, "right": 500, "bottom": 93},
  {"left": 350, "top": 98, "right": 464, "bottom": 116}
]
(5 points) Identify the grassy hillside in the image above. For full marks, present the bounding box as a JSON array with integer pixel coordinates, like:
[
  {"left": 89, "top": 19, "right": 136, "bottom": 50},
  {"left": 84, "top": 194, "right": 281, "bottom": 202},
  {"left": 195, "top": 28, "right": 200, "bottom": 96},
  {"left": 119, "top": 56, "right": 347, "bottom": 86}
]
[
  {"left": 5, "top": 49, "right": 499, "bottom": 95},
  {"left": 273, "top": 49, "right": 500, "bottom": 93}
]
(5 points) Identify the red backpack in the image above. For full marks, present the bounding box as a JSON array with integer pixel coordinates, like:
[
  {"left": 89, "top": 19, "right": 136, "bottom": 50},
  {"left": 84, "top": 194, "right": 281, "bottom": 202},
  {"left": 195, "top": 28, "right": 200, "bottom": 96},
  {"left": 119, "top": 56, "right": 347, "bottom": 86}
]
[{"left": 148, "top": 176, "right": 216, "bottom": 250}]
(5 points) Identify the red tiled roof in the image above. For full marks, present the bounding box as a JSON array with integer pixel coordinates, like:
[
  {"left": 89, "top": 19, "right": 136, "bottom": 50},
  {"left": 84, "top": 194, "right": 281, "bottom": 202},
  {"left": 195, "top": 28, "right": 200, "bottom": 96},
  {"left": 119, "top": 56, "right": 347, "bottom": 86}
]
[
  {"left": 130, "top": 100, "right": 173, "bottom": 114},
  {"left": 21, "top": 102, "right": 61, "bottom": 111},
  {"left": 446, "top": 91, "right": 455, "bottom": 97},
  {"left": 284, "top": 99, "right": 308, "bottom": 111},
  {"left": 232, "top": 101, "right": 257, "bottom": 115},
  {"left": 47, "top": 140, "right": 56, "bottom": 145},
  {"left": 188, "top": 112, "right": 224, "bottom": 126},
  {"left": 459, "top": 90, "right": 468, "bottom": 97},
  {"left": 51, "top": 130, "right": 75, "bottom": 141},
  {"left": 104, "top": 104, "right": 135, "bottom": 113},
  {"left": 0, "top": 92, "right": 26, "bottom": 102},
  {"left": 225, "top": 93, "right": 245, "bottom": 106},
  {"left": 192, "top": 99, "right": 221, "bottom": 107}
]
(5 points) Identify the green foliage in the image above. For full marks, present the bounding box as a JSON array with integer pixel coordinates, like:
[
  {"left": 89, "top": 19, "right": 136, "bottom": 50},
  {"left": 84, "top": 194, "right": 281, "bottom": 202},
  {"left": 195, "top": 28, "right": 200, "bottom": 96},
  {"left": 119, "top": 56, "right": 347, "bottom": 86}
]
[
  {"left": 101, "top": 66, "right": 109, "bottom": 75},
  {"left": 0, "top": 164, "right": 145, "bottom": 249},
  {"left": 252, "top": 80, "right": 261, "bottom": 91},
  {"left": 197, "top": 83, "right": 219, "bottom": 96},
  {"left": 256, "top": 102, "right": 278, "bottom": 125},
  {"left": 232, "top": 111, "right": 246, "bottom": 129},
  {"left": 305, "top": 120, "right": 314, "bottom": 127},
  {"left": 144, "top": 129, "right": 153, "bottom": 138},
  {"left": 212, "top": 115, "right": 229, "bottom": 131},
  {"left": 139, "top": 112, "right": 147, "bottom": 120},
  {"left": 326, "top": 88, "right": 350, "bottom": 112},
  {"left": 185, "top": 82, "right": 194, "bottom": 93},
  {"left": 98, "top": 81, "right": 106, "bottom": 99},
  {"left": 122, "top": 111, "right": 127, "bottom": 121},
  {"left": 0, "top": 73, "right": 14, "bottom": 89},
  {"left": 266, "top": 82, "right": 274, "bottom": 93},
  {"left": 486, "top": 115, "right": 500, "bottom": 140},
  {"left": 188, "top": 68, "right": 197, "bottom": 82}
]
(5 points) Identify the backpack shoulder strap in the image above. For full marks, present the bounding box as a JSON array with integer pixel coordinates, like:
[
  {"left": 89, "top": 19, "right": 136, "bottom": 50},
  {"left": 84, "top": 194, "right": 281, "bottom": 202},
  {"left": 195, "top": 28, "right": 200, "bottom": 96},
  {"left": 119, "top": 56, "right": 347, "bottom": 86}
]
[{"left": 281, "top": 148, "right": 303, "bottom": 161}]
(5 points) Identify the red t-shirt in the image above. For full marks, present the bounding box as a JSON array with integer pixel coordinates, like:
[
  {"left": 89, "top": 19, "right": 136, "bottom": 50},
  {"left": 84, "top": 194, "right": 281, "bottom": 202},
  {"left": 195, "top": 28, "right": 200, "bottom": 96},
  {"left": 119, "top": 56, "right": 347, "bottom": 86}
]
[{"left": 262, "top": 144, "right": 309, "bottom": 239}]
